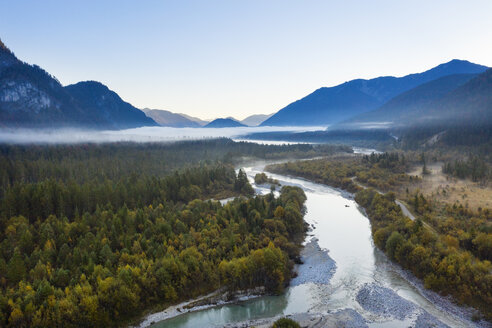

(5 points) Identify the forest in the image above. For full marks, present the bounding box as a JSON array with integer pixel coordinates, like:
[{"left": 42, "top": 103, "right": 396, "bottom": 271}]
[
  {"left": 0, "top": 139, "right": 350, "bottom": 188},
  {"left": 0, "top": 140, "right": 310, "bottom": 327},
  {"left": 268, "top": 153, "right": 492, "bottom": 321}
]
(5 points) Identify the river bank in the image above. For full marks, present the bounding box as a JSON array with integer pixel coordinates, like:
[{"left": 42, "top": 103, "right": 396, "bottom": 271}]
[
  {"left": 138, "top": 160, "right": 487, "bottom": 328},
  {"left": 136, "top": 235, "right": 336, "bottom": 328},
  {"left": 263, "top": 163, "right": 490, "bottom": 327}
]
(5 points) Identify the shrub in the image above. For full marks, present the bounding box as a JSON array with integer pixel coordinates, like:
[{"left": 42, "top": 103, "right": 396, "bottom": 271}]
[{"left": 272, "top": 317, "right": 300, "bottom": 328}]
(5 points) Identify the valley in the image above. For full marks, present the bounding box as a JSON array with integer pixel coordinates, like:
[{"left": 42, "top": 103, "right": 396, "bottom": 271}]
[{"left": 1, "top": 5, "right": 491, "bottom": 326}]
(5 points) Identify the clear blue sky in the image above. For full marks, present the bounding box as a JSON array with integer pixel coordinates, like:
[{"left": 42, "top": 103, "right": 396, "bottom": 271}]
[{"left": 1, "top": 0, "right": 491, "bottom": 120}]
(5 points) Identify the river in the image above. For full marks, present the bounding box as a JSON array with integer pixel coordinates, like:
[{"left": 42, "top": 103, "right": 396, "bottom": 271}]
[{"left": 147, "top": 158, "right": 480, "bottom": 328}]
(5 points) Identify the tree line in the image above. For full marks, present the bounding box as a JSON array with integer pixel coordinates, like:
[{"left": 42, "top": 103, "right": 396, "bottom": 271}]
[
  {"left": 357, "top": 189, "right": 491, "bottom": 321},
  {"left": 0, "top": 139, "right": 350, "bottom": 191}
]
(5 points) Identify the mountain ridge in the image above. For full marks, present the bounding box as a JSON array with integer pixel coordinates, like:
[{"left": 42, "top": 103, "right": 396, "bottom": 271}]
[
  {"left": 143, "top": 108, "right": 202, "bottom": 127},
  {"left": 261, "top": 59, "right": 489, "bottom": 127},
  {"left": 0, "top": 39, "right": 157, "bottom": 129},
  {"left": 342, "top": 73, "right": 480, "bottom": 126}
]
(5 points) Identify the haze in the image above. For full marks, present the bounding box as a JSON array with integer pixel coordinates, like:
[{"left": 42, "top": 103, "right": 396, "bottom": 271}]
[
  {"left": 1, "top": 0, "right": 492, "bottom": 120},
  {"left": 0, "top": 126, "right": 323, "bottom": 144}
]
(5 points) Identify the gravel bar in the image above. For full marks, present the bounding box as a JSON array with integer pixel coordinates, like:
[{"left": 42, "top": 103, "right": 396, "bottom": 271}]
[
  {"left": 290, "top": 237, "right": 337, "bottom": 286},
  {"left": 356, "top": 283, "right": 418, "bottom": 320}
]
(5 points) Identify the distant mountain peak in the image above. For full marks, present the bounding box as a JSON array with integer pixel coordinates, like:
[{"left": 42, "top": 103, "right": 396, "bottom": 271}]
[
  {"left": 441, "top": 59, "right": 477, "bottom": 66},
  {"left": 447, "top": 59, "right": 471, "bottom": 64},
  {"left": 142, "top": 108, "right": 202, "bottom": 127},
  {"left": 204, "top": 118, "right": 246, "bottom": 128},
  {"left": 421, "top": 59, "right": 489, "bottom": 78}
]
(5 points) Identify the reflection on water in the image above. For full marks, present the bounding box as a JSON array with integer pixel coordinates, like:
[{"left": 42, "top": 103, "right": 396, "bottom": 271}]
[
  {"left": 151, "top": 163, "right": 472, "bottom": 328},
  {"left": 155, "top": 295, "right": 289, "bottom": 328}
]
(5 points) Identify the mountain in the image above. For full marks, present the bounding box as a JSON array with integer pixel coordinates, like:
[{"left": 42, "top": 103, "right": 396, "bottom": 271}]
[
  {"left": 343, "top": 73, "right": 479, "bottom": 126},
  {"left": 423, "top": 68, "right": 492, "bottom": 126},
  {"left": 65, "top": 81, "right": 157, "bottom": 129},
  {"left": 0, "top": 39, "right": 157, "bottom": 129},
  {"left": 241, "top": 113, "right": 273, "bottom": 126},
  {"left": 142, "top": 108, "right": 201, "bottom": 127},
  {"left": 261, "top": 60, "right": 489, "bottom": 127},
  {"left": 179, "top": 113, "right": 209, "bottom": 126},
  {"left": 0, "top": 42, "right": 94, "bottom": 128},
  {"left": 204, "top": 118, "right": 246, "bottom": 128},
  {"left": 343, "top": 68, "right": 492, "bottom": 128}
]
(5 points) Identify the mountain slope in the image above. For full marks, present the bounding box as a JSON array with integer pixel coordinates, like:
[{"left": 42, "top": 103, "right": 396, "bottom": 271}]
[
  {"left": 425, "top": 68, "right": 492, "bottom": 126},
  {"left": 343, "top": 73, "right": 479, "bottom": 125},
  {"left": 204, "top": 118, "right": 246, "bottom": 128},
  {"left": 142, "top": 108, "right": 201, "bottom": 127},
  {"left": 0, "top": 39, "right": 157, "bottom": 129},
  {"left": 261, "top": 60, "right": 488, "bottom": 126},
  {"left": 179, "top": 113, "right": 209, "bottom": 126},
  {"left": 344, "top": 69, "right": 492, "bottom": 128},
  {"left": 241, "top": 113, "right": 273, "bottom": 126}
]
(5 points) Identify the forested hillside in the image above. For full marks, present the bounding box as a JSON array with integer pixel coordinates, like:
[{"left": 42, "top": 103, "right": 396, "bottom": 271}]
[{"left": 0, "top": 141, "right": 309, "bottom": 327}]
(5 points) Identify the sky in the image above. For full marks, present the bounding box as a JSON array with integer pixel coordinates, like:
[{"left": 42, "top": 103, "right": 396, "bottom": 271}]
[{"left": 1, "top": 1, "right": 491, "bottom": 120}]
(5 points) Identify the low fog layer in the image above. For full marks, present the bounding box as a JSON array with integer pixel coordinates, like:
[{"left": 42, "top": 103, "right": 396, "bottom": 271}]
[
  {"left": 0, "top": 126, "right": 326, "bottom": 144},
  {"left": 332, "top": 122, "right": 393, "bottom": 130}
]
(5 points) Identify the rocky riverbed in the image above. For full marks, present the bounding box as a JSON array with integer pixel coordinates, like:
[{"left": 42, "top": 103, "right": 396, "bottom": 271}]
[
  {"left": 356, "top": 283, "right": 418, "bottom": 320},
  {"left": 290, "top": 238, "right": 336, "bottom": 286}
]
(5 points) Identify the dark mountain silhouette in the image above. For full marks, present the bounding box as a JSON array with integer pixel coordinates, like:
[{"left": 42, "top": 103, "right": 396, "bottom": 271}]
[
  {"left": 423, "top": 68, "right": 492, "bottom": 126},
  {"left": 64, "top": 81, "right": 157, "bottom": 129},
  {"left": 142, "top": 108, "right": 201, "bottom": 127},
  {"left": 261, "top": 60, "right": 488, "bottom": 126},
  {"left": 0, "top": 39, "right": 157, "bottom": 129},
  {"left": 204, "top": 118, "right": 246, "bottom": 128},
  {"left": 343, "top": 73, "right": 479, "bottom": 126},
  {"left": 344, "top": 69, "right": 492, "bottom": 128}
]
